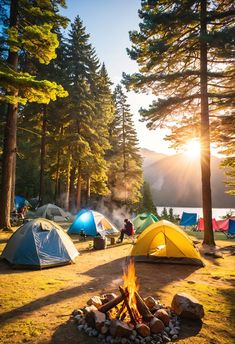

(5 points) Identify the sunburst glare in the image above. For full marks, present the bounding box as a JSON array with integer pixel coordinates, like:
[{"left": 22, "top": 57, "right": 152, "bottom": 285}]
[{"left": 184, "top": 139, "right": 201, "bottom": 159}]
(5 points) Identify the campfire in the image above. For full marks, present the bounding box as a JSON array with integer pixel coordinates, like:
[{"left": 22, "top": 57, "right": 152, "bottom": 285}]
[{"left": 73, "top": 260, "right": 181, "bottom": 343}]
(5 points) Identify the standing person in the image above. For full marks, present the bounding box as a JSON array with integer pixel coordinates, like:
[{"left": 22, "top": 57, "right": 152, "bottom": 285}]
[{"left": 118, "top": 218, "right": 135, "bottom": 243}]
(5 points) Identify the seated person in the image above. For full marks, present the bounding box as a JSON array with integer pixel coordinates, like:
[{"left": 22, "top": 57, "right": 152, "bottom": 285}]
[
  {"left": 118, "top": 218, "right": 135, "bottom": 243},
  {"left": 18, "top": 205, "right": 27, "bottom": 220}
]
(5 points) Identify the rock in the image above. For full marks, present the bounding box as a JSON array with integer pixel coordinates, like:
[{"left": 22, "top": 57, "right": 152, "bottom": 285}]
[
  {"left": 162, "top": 335, "right": 171, "bottom": 342},
  {"left": 110, "top": 319, "right": 133, "bottom": 338},
  {"left": 171, "top": 292, "right": 204, "bottom": 320},
  {"left": 92, "top": 329, "right": 99, "bottom": 336},
  {"left": 84, "top": 305, "right": 97, "bottom": 314},
  {"left": 85, "top": 309, "right": 106, "bottom": 330},
  {"left": 149, "top": 317, "right": 165, "bottom": 334},
  {"left": 87, "top": 296, "right": 103, "bottom": 308},
  {"left": 168, "top": 321, "right": 174, "bottom": 330},
  {"left": 121, "top": 338, "right": 128, "bottom": 344},
  {"left": 154, "top": 309, "right": 169, "bottom": 326},
  {"left": 74, "top": 314, "right": 82, "bottom": 322},
  {"left": 101, "top": 325, "right": 109, "bottom": 335},
  {"left": 106, "top": 335, "right": 113, "bottom": 342},
  {"left": 145, "top": 336, "right": 152, "bottom": 342},
  {"left": 144, "top": 296, "right": 156, "bottom": 310},
  {"left": 73, "top": 308, "right": 83, "bottom": 316},
  {"left": 136, "top": 323, "right": 151, "bottom": 338},
  {"left": 101, "top": 293, "right": 118, "bottom": 304},
  {"left": 77, "top": 324, "right": 84, "bottom": 331}
]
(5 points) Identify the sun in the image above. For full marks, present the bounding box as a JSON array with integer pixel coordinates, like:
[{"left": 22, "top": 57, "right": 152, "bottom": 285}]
[{"left": 184, "top": 139, "right": 201, "bottom": 159}]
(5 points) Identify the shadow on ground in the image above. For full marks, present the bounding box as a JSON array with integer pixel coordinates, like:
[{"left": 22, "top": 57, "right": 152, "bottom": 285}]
[
  {"left": 48, "top": 318, "right": 97, "bottom": 344},
  {"left": 0, "top": 255, "right": 200, "bottom": 327},
  {"left": 179, "top": 319, "right": 203, "bottom": 339}
]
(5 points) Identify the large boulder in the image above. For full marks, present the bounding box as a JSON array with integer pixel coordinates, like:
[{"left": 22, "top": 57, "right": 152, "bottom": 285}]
[{"left": 171, "top": 292, "right": 204, "bottom": 320}]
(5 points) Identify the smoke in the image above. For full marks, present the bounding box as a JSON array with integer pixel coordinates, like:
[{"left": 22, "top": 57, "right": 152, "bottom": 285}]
[{"left": 96, "top": 198, "right": 132, "bottom": 228}]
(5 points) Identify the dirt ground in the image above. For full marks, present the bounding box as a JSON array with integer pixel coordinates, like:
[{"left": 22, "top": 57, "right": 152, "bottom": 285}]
[{"left": 0, "top": 228, "right": 234, "bottom": 344}]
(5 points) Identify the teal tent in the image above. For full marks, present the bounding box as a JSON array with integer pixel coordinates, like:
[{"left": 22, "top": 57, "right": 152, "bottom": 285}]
[
  {"left": 133, "top": 212, "right": 158, "bottom": 234},
  {"left": 1, "top": 219, "right": 79, "bottom": 268},
  {"left": 68, "top": 209, "right": 119, "bottom": 236}
]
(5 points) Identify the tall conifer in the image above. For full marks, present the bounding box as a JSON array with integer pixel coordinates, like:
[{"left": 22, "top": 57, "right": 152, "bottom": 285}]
[
  {"left": 124, "top": 0, "right": 235, "bottom": 245},
  {"left": 0, "top": 0, "right": 68, "bottom": 229},
  {"left": 110, "top": 84, "right": 143, "bottom": 209}
]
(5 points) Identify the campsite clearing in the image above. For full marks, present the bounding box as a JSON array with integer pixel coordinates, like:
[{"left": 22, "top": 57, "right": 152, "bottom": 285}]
[{"left": 0, "top": 229, "right": 234, "bottom": 344}]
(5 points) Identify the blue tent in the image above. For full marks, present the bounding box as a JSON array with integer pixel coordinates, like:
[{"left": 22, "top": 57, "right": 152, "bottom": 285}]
[
  {"left": 228, "top": 219, "right": 235, "bottom": 235},
  {"left": 68, "top": 209, "right": 119, "bottom": 236},
  {"left": 1, "top": 219, "right": 79, "bottom": 268},
  {"left": 180, "top": 212, "right": 197, "bottom": 226},
  {"left": 14, "top": 195, "right": 30, "bottom": 211}
]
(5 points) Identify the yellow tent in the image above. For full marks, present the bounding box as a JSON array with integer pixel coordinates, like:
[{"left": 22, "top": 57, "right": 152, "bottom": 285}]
[{"left": 130, "top": 220, "right": 204, "bottom": 266}]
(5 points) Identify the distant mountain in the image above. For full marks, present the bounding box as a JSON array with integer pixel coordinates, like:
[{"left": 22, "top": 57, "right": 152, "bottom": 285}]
[
  {"left": 140, "top": 149, "right": 235, "bottom": 208},
  {"left": 140, "top": 148, "right": 167, "bottom": 169}
]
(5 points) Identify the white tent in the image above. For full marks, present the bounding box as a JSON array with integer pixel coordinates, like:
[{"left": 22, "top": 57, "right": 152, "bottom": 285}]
[{"left": 36, "top": 204, "right": 70, "bottom": 222}]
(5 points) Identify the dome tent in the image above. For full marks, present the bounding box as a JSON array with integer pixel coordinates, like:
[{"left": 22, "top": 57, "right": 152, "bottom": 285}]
[
  {"left": 130, "top": 220, "right": 203, "bottom": 266},
  {"left": 35, "top": 203, "right": 71, "bottom": 222},
  {"left": 68, "top": 209, "right": 119, "bottom": 237},
  {"left": 1, "top": 219, "right": 79, "bottom": 268},
  {"left": 133, "top": 212, "right": 158, "bottom": 234}
]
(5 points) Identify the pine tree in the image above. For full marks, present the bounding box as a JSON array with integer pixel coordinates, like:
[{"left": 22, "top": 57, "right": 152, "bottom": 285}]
[
  {"left": 213, "top": 112, "right": 235, "bottom": 195},
  {"left": 64, "top": 16, "right": 113, "bottom": 210},
  {"left": 139, "top": 181, "right": 157, "bottom": 216},
  {"left": 109, "top": 84, "right": 143, "bottom": 209},
  {"left": 124, "top": 0, "right": 235, "bottom": 246},
  {"left": 0, "top": 0, "right": 68, "bottom": 229}
]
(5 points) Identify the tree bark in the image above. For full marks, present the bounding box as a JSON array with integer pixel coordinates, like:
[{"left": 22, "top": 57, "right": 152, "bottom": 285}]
[
  {"left": 0, "top": 0, "right": 19, "bottom": 230},
  {"left": 76, "top": 161, "right": 82, "bottom": 210},
  {"left": 200, "top": 0, "right": 215, "bottom": 246},
  {"left": 39, "top": 105, "right": 47, "bottom": 206},
  {"left": 54, "top": 125, "right": 63, "bottom": 203},
  {"left": 11, "top": 152, "right": 16, "bottom": 210},
  {"left": 86, "top": 175, "right": 91, "bottom": 205},
  {"left": 69, "top": 166, "right": 76, "bottom": 212},
  {"left": 64, "top": 151, "right": 71, "bottom": 211}
]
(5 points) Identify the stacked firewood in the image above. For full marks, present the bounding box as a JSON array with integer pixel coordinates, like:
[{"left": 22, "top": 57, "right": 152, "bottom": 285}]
[{"left": 72, "top": 289, "right": 181, "bottom": 343}]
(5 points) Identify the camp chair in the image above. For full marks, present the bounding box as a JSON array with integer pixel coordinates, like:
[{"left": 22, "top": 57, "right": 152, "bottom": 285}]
[
  {"left": 222, "top": 230, "right": 235, "bottom": 239},
  {"left": 222, "top": 219, "right": 235, "bottom": 239}
]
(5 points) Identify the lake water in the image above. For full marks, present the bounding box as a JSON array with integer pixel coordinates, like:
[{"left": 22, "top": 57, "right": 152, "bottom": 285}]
[{"left": 156, "top": 206, "right": 235, "bottom": 219}]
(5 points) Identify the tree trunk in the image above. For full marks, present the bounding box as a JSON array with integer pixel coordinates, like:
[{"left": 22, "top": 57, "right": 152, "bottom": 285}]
[
  {"left": 122, "top": 106, "right": 127, "bottom": 204},
  {"left": 69, "top": 167, "right": 76, "bottom": 212},
  {"left": 200, "top": 0, "right": 215, "bottom": 246},
  {"left": 39, "top": 105, "right": 47, "bottom": 206},
  {"left": 0, "top": 0, "right": 19, "bottom": 230},
  {"left": 64, "top": 152, "right": 71, "bottom": 211},
  {"left": 76, "top": 161, "right": 82, "bottom": 210},
  {"left": 86, "top": 175, "right": 91, "bottom": 205},
  {"left": 54, "top": 126, "right": 63, "bottom": 203},
  {"left": 11, "top": 152, "right": 16, "bottom": 210}
]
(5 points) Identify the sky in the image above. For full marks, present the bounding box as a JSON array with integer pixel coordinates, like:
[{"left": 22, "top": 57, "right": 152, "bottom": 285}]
[{"left": 60, "top": 0, "right": 177, "bottom": 155}]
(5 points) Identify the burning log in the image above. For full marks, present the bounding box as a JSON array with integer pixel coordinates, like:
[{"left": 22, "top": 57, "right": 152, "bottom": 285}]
[
  {"left": 98, "top": 293, "right": 125, "bottom": 313},
  {"left": 119, "top": 286, "right": 137, "bottom": 325},
  {"left": 116, "top": 300, "right": 126, "bottom": 319},
  {"left": 135, "top": 291, "right": 154, "bottom": 321}
]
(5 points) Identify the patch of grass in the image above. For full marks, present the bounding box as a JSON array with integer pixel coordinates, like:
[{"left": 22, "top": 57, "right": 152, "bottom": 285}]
[{"left": 0, "top": 318, "right": 46, "bottom": 344}]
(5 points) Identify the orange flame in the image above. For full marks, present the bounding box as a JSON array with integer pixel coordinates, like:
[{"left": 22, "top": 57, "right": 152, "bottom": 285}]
[
  {"left": 123, "top": 259, "right": 142, "bottom": 322},
  {"left": 109, "top": 260, "right": 142, "bottom": 323}
]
